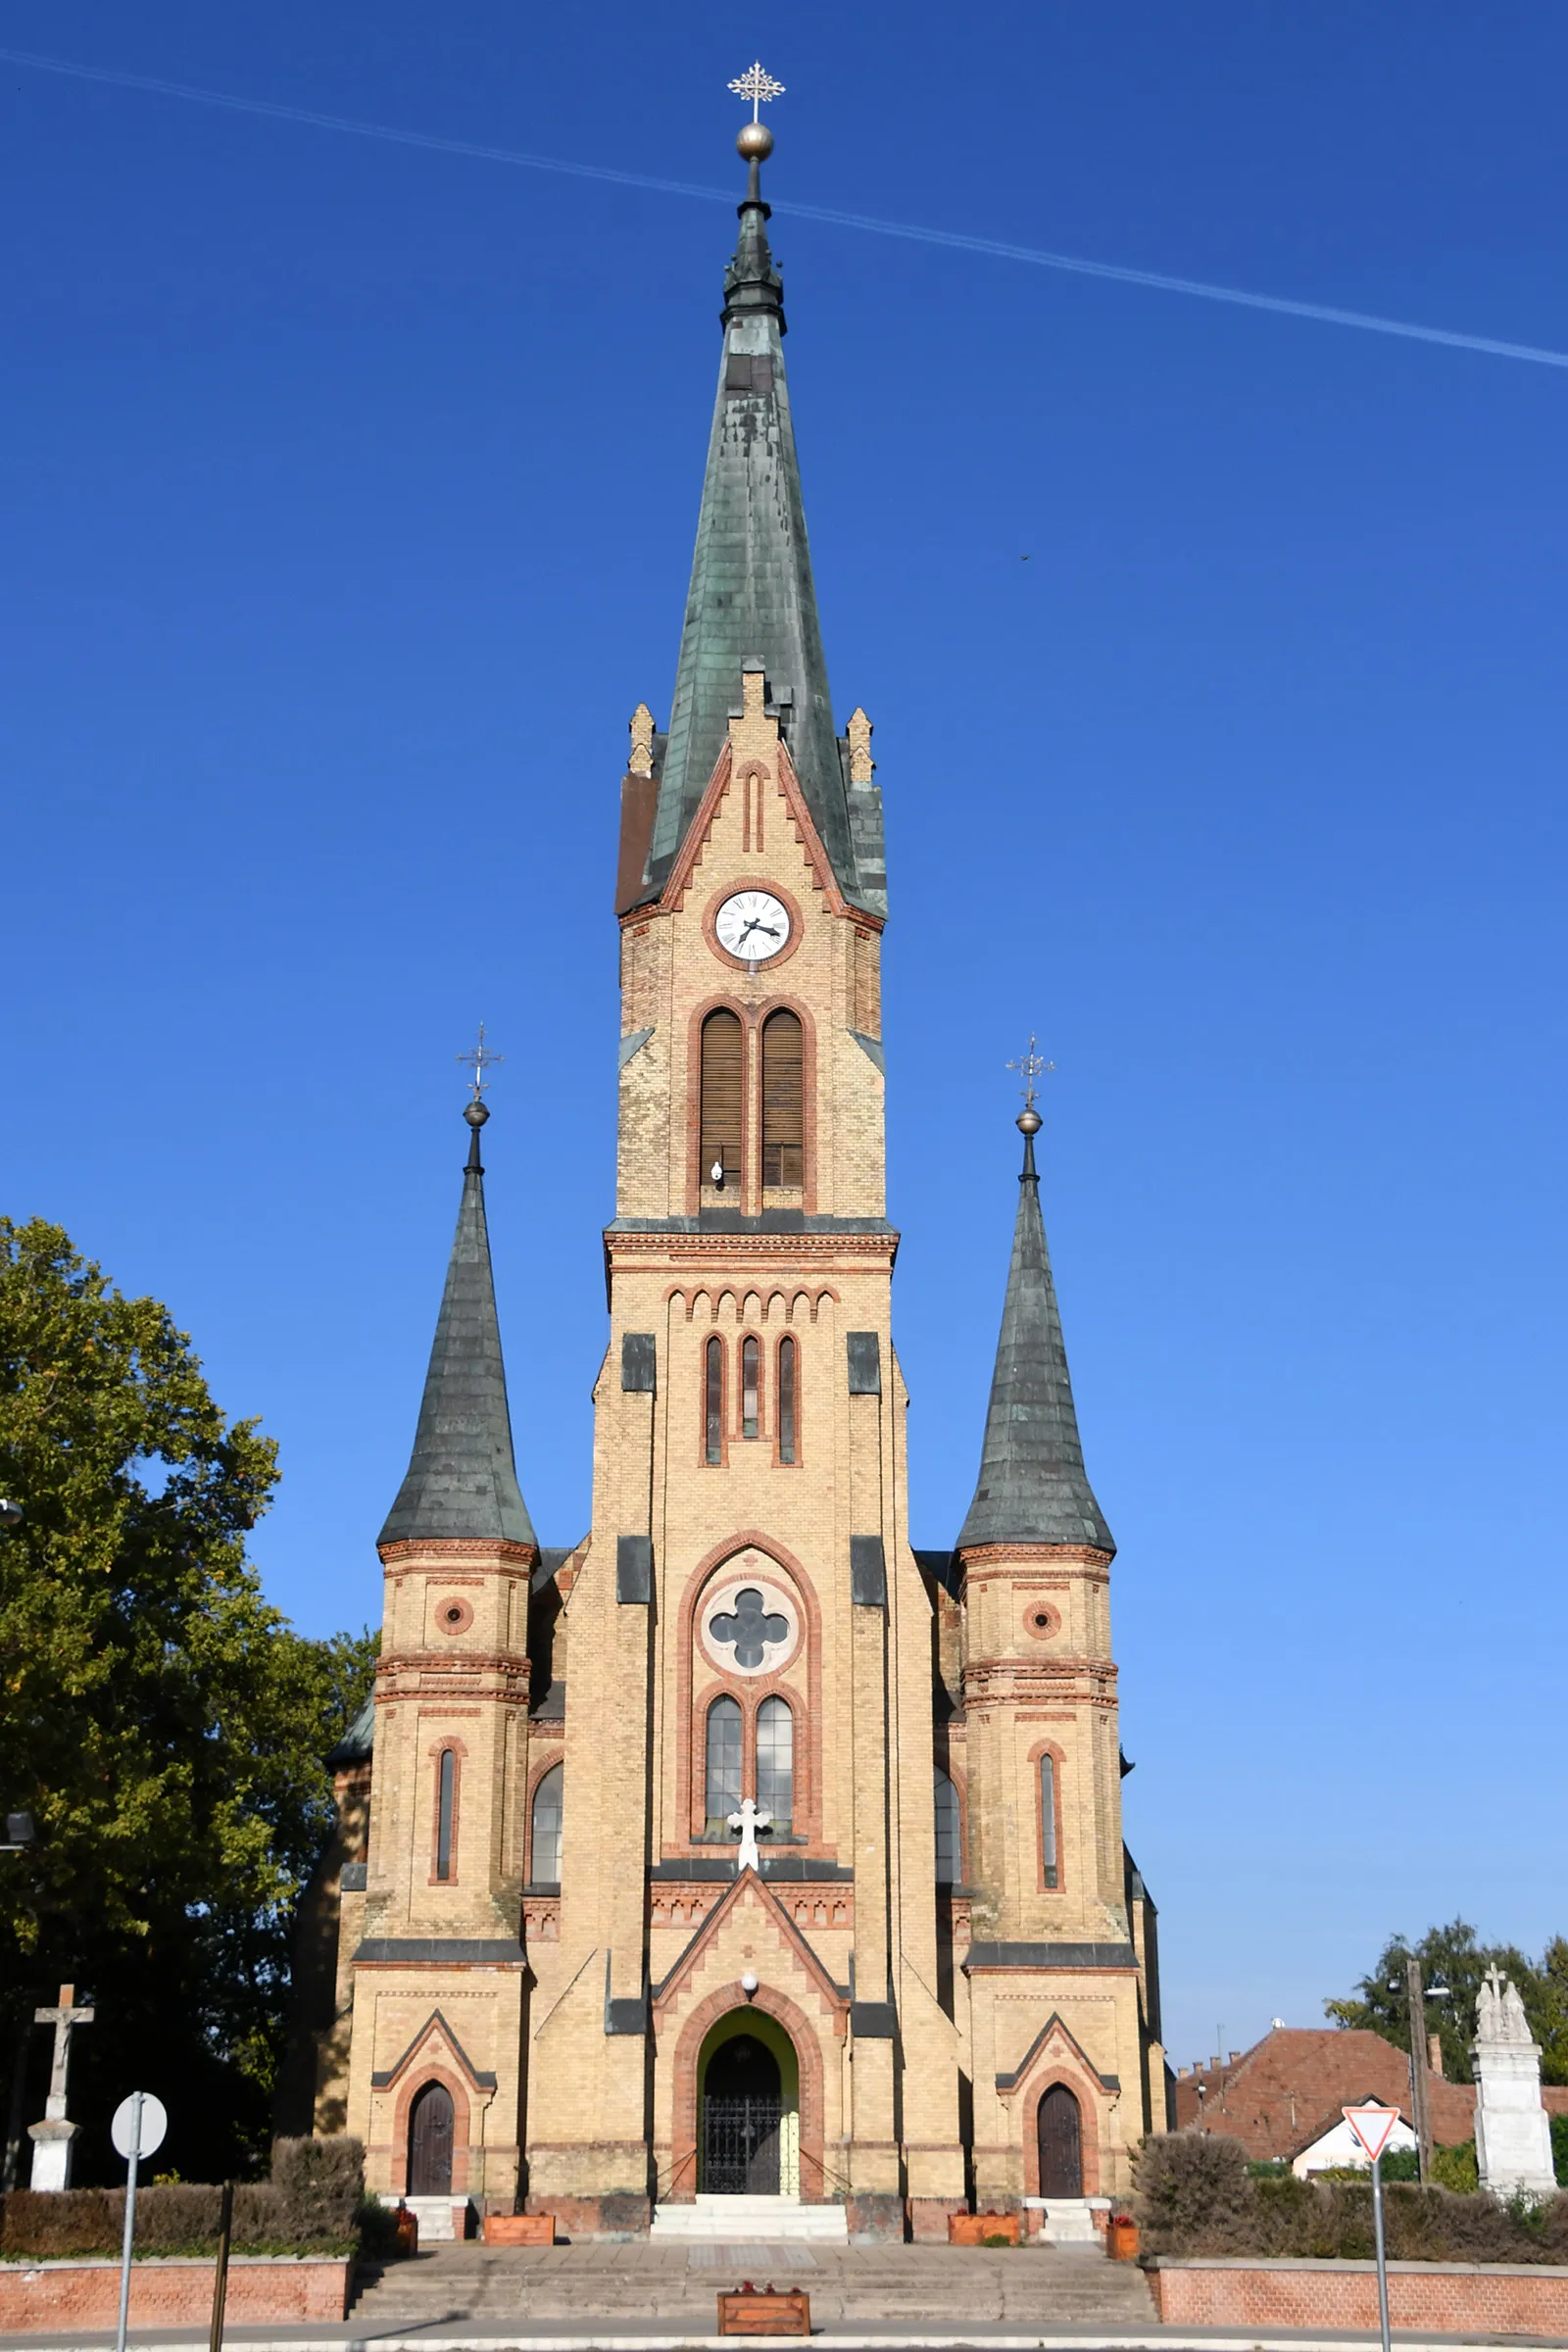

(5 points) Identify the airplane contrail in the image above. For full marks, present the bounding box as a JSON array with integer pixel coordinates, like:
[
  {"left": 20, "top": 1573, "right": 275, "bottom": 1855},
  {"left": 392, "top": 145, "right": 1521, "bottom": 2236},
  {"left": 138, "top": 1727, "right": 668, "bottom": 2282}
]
[{"left": 5, "top": 43, "right": 1566, "bottom": 371}]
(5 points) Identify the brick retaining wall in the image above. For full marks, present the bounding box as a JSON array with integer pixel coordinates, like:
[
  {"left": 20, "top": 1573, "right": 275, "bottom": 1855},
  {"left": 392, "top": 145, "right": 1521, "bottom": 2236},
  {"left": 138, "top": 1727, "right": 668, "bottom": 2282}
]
[
  {"left": 1148, "top": 2256, "right": 1568, "bottom": 2335},
  {"left": 0, "top": 2254, "right": 353, "bottom": 2331}
]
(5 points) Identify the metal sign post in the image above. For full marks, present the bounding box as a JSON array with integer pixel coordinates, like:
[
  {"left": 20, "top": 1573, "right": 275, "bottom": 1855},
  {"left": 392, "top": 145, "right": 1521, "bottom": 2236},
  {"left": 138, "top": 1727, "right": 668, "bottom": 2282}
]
[
  {"left": 110, "top": 2091, "right": 169, "bottom": 2352},
  {"left": 1344, "top": 2102, "right": 1401, "bottom": 2352},
  {"left": 209, "top": 2180, "right": 234, "bottom": 2352}
]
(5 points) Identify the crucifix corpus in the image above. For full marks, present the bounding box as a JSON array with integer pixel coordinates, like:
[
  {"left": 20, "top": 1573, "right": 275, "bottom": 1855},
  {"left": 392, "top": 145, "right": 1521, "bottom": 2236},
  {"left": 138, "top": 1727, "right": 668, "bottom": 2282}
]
[{"left": 28, "top": 1983, "right": 94, "bottom": 2190}]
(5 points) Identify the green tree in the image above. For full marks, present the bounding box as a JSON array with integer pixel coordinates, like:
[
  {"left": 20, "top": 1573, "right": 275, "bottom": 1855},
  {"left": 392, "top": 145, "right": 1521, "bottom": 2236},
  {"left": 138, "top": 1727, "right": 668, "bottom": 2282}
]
[
  {"left": 0, "top": 1219, "right": 376, "bottom": 2181},
  {"left": 1325, "top": 1921, "right": 1566, "bottom": 2085}
]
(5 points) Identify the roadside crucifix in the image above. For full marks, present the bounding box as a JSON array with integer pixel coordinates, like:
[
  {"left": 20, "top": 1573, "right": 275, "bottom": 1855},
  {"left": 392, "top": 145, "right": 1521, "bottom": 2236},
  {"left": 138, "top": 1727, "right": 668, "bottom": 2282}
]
[{"left": 29, "top": 1983, "right": 94, "bottom": 2190}]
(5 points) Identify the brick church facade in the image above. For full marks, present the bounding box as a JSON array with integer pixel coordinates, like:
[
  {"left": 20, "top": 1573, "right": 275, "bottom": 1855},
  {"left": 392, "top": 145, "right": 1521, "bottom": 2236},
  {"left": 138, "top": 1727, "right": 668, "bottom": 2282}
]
[{"left": 284, "top": 124, "right": 1170, "bottom": 2239}]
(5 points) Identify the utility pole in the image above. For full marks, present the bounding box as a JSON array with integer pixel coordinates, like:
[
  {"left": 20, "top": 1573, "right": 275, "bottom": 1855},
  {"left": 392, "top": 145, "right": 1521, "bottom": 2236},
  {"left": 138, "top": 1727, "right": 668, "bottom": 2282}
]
[{"left": 1406, "top": 1955, "right": 1433, "bottom": 2183}]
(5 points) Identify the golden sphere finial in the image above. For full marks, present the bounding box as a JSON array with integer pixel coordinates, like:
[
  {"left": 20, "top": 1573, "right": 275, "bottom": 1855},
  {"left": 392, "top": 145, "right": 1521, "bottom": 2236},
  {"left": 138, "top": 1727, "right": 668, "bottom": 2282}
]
[{"left": 737, "top": 121, "right": 774, "bottom": 162}]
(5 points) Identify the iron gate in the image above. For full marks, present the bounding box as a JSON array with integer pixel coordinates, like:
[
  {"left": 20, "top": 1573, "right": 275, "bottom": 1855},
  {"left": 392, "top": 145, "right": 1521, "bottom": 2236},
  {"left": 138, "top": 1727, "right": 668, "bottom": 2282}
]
[{"left": 702, "top": 2094, "right": 782, "bottom": 2194}]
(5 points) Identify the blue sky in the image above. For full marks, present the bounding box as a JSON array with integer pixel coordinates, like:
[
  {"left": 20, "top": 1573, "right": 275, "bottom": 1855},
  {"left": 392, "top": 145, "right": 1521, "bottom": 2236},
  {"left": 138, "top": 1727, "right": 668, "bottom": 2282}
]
[{"left": 2, "top": 1, "right": 1564, "bottom": 2074}]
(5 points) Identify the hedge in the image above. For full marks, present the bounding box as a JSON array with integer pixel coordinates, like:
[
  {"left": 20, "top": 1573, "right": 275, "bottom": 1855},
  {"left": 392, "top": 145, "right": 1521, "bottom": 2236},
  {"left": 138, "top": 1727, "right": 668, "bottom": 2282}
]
[
  {"left": 0, "top": 2137, "right": 364, "bottom": 2260},
  {"left": 1134, "top": 2132, "right": 1568, "bottom": 2265}
]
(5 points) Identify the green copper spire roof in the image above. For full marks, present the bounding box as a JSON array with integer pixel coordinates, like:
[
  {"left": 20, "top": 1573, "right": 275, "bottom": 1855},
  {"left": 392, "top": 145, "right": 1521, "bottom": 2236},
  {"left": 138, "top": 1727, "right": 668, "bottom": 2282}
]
[
  {"left": 958, "top": 1117, "right": 1115, "bottom": 1555},
  {"left": 379, "top": 1101, "right": 536, "bottom": 1549},
  {"left": 642, "top": 133, "right": 885, "bottom": 914}
]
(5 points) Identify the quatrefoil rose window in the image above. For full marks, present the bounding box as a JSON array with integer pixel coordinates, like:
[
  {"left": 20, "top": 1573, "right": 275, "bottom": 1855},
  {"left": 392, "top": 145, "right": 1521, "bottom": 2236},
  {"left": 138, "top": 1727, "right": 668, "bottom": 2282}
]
[{"left": 699, "top": 1568, "right": 799, "bottom": 1678}]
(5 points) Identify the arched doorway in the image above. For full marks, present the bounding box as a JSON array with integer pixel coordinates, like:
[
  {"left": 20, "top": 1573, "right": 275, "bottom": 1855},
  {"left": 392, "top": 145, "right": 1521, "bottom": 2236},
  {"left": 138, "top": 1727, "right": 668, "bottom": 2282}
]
[
  {"left": 408, "top": 2079, "right": 455, "bottom": 2194},
  {"left": 698, "top": 2011, "right": 800, "bottom": 2196},
  {"left": 1036, "top": 2082, "right": 1083, "bottom": 2197}
]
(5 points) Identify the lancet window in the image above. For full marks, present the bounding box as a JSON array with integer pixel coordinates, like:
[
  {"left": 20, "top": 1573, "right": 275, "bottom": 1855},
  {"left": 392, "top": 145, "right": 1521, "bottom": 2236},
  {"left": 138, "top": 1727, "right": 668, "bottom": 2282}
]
[
  {"left": 434, "top": 1746, "right": 458, "bottom": 1883},
  {"left": 1039, "top": 1752, "right": 1060, "bottom": 1888},
  {"left": 530, "top": 1761, "right": 563, "bottom": 1887},
  {"left": 705, "top": 1695, "right": 744, "bottom": 1831},
  {"left": 761, "top": 1008, "right": 804, "bottom": 1187},
  {"left": 705, "top": 1337, "right": 724, "bottom": 1465},
  {"left": 776, "top": 1335, "right": 798, "bottom": 1463},
  {"left": 700, "top": 1008, "right": 743, "bottom": 1193},
  {"left": 934, "top": 1767, "right": 961, "bottom": 1886},
  {"left": 756, "top": 1695, "right": 794, "bottom": 1829}
]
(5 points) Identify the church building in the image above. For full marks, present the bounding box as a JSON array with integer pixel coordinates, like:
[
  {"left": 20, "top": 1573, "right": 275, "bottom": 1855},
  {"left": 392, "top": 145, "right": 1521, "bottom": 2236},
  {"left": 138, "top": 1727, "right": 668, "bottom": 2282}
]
[{"left": 288, "top": 118, "right": 1168, "bottom": 2241}]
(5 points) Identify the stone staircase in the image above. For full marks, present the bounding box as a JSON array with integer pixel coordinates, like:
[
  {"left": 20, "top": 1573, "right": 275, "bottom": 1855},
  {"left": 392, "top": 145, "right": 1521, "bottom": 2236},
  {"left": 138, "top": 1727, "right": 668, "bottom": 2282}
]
[
  {"left": 347, "top": 2238, "right": 1158, "bottom": 2330},
  {"left": 649, "top": 2192, "right": 849, "bottom": 2240}
]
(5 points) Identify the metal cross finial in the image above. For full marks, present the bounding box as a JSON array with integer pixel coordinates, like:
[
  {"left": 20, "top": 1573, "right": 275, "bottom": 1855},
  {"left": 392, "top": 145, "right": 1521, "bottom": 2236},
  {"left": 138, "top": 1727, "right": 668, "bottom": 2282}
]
[
  {"left": 1005, "top": 1034, "right": 1055, "bottom": 1111},
  {"left": 728, "top": 61, "right": 785, "bottom": 122},
  {"left": 457, "top": 1023, "right": 503, "bottom": 1102}
]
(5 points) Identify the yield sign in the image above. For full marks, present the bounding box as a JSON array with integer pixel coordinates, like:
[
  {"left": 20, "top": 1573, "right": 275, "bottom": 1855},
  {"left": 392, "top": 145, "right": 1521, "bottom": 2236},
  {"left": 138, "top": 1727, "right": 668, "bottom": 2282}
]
[{"left": 1344, "top": 2101, "right": 1402, "bottom": 2162}]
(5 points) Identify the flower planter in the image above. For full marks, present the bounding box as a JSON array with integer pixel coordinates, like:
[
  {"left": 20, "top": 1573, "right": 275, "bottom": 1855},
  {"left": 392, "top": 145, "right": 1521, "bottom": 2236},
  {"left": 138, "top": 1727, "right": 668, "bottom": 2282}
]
[
  {"left": 483, "top": 2213, "right": 555, "bottom": 2245},
  {"left": 949, "top": 2211, "right": 1019, "bottom": 2246},
  {"left": 717, "top": 2284, "right": 811, "bottom": 2334},
  {"left": 393, "top": 2206, "right": 418, "bottom": 2257},
  {"left": 1107, "top": 2217, "right": 1140, "bottom": 2262}
]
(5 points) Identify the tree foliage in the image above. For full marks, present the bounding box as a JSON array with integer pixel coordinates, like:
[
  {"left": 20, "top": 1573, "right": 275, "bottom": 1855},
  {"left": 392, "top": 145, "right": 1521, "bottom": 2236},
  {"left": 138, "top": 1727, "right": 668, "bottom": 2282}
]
[
  {"left": 0, "top": 1219, "right": 375, "bottom": 2180},
  {"left": 1326, "top": 1920, "right": 1568, "bottom": 2085}
]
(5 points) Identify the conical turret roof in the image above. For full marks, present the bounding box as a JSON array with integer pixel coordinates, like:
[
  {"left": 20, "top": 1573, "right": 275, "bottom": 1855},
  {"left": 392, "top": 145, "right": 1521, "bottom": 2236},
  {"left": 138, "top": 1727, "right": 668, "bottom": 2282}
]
[
  {"left": 958, "top": 1122, "right": 1114, "bottom": 1555},
  {"left": 378, "top": 1104, "right": 536, "bottom": 1549},
  {"left": 641, "top": 144, "right": 883, "bottom": 913}
]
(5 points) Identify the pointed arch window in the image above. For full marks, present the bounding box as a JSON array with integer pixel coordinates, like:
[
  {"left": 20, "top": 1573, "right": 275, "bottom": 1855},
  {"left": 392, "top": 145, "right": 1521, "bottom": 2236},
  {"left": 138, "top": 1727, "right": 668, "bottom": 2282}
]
[
  {"left": 741, "top": 1336, "right": 760, "bottom": 1439},
  {"left": 934, "top": 1767, "right": 961, "bottom": 1886},
  {"left": 434, "top": 1747, "right": 458, "bottom": 1882},
  {"left": 761, "top": 1009, "right": 804, "bottom": 1188},
  {"left": 530, "top": 1761, "right": 563, "bottom": 1888},
  {"left": 1039, "top": 1752, "right": 1059, "bottom": 1888},
  {"left": 777, "top": 1336, "right": 798, "bottom": 1464},
  {"left": 756, "top": 1696, "right": 794, "bottom": 1830},
  {"left": 706, "top": 1695, "right": 743, "bottom": 1830},
  {"left": 701, "top": 1009, "right": 743, "bottom": 1192},
  {"left": 705, "top": 1337, "right": 724, "bottom": 1465}
]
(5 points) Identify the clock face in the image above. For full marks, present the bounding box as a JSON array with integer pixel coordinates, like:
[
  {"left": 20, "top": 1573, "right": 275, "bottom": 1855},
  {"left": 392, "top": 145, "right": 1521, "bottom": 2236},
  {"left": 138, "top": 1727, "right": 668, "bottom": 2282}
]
[{"left": 715, "top": 889, "right": 791, "bottom": 963}]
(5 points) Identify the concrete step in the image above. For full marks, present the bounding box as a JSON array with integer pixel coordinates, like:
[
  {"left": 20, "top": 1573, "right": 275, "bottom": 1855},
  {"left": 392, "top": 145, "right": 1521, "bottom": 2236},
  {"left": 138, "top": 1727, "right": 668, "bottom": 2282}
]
[{"left": 650, "top": 2194, "right": 849, "bottom": 2241}]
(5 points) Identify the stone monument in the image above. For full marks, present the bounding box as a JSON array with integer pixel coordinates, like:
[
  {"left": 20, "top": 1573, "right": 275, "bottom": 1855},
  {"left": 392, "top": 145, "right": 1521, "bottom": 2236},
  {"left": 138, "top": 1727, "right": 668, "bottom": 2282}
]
[
  {"left": 27, "top": 1984, "right": 94, "bottom": 2190},
  {"left": 1472, "top": 1966, "right": 1556, "bottom": 2199}
]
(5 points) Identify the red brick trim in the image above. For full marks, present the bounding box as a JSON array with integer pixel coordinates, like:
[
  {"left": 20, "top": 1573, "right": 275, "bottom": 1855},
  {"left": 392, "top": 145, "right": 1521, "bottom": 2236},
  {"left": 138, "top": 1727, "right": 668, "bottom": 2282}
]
[
  {"left": 772, "top": 1331, "right": 802, "bottom": 1467},
  {"left": 1026, "top": 1737, "right": 1066, "bottom": 1893},
  {"left": 378, "top": 1539, "right": 538, "bottom": 1566},
  {"left": 388, "top": 2062, "right": 475, "bottom": 2196},
  {"left": 664, "top": 1976, "right": 830, "bottom": 2205},
  {"left": 701, "top": 1333, "right": 728, "bottom": 1469},
  {"left": 427, "top": 1737, "right": 466, "bottom": 1886},
  {"left": 701, "top": 876, "right": 807, "bottom": 976},
  {"left": 673, "top": 1534, "right": 825, "bottom": 1857}
]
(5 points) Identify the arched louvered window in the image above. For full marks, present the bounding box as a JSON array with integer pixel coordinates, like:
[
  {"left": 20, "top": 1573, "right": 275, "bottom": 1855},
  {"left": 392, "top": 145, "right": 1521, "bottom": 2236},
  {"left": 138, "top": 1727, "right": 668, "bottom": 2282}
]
[
  {"left": 761, "top": 1009, "right": 804, "bottom": 1188},
  {"left": 706, "top": 1695, "right": 743, "bottom": 1829},
  {"left": 934, "top": 1768, "right": 960, "bottom": 1886},
  {"left": 777, "top": 1336, "right": 798, "bottom": 1464},
  {"left": 741, "top": 1335, "right": 760, "bottom": 1439},
  {"left": 701, "top": 1009, "right": 743, "bottom": 1192},
  {"left": 435, "top": 1747, "right": 458, "bottom": 1882},
  {"left": 530, "top": 1762, "right": 563, "bottom": 1887},
  {"left": 1040, "top": 1752, "right": 1059, "bottom": 1888},
  {"left": 757, "top": 1696, "right": 794, "bottom": 1829},
  {"left": 705, "top": 1336, "right": 724, "bottom": 1465}
]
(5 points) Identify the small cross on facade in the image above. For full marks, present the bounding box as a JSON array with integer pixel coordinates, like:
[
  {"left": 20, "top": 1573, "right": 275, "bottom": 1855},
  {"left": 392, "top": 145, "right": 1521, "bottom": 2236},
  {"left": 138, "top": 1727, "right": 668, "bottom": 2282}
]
[
  {"left": 1005, "top": 1034, "right": 1055, "bottom": 1111},
  {"left": 28, "top": 1983, "right": 93, "bottom": 2190},
  {"left": 727, "top": 62, "right": 785, "bottom": 122},
  {"left": 456, "top": 1022, "right": 503, "bottom": 1101},
  {"left": 727, "top": 1795, "right": 773, "bottom": 1875}
]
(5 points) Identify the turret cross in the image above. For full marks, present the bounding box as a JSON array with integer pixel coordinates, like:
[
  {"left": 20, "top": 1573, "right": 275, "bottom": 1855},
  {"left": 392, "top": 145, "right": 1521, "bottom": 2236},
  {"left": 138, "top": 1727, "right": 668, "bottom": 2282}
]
[
  {"left": 33, "top": 1984, "right": 93, "bottom": 2119},
  {"left": 727, "top": 62, "right": 785, "bottom": 122},
  {"left": 457, "top": 1023, "right": 504, "bottom": 1102},
  {"left": 1005, "top": 1034, "right": 1055, "bottom": 1111}
]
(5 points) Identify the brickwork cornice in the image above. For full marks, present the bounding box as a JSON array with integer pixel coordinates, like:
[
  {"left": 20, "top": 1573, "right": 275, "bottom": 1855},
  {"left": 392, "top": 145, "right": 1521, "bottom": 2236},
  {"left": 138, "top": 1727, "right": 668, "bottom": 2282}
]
[
  {"left": 961, "top": 1658, "right": 1118, "bottom": 1707},
  {"left": 377, "top": 1539, "right": 538, "bottom": 1568}
]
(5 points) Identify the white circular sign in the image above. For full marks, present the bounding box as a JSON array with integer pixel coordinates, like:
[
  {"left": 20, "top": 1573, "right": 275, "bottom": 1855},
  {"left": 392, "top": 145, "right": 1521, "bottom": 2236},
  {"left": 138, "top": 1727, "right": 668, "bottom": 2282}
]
[
  {"left": 699, "top": 1568, "right": 800, "bottom": 1679},
  {"left": 111, "top": 2092, "right": 168, "bottom": 2162}
]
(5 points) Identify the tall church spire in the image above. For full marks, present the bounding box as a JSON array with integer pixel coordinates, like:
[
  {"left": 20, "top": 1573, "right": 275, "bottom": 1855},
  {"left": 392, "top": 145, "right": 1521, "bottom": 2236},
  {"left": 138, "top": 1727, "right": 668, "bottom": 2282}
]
[
  {"left": 640, "top": 123, "right": 883, "bottom": 913},
  {"left": 378, "top": 1098, "right": 536, "bottom": 1548},
  {"left": 958, "top": 1111, "right": 1115, "bottom": 1555}
]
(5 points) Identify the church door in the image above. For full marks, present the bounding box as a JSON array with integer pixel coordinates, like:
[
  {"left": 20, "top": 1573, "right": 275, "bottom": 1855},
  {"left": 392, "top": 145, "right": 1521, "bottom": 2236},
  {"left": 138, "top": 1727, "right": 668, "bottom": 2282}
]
[
  {"left": 408, "top": 2080, "right": 456, "bottom": 2194},
  {"left": 702, "top": 2034, "right": 782, "bottom": 2194},
  {"left": 1036, "top": 2083, "right": 1083, "bottom": 2197}
]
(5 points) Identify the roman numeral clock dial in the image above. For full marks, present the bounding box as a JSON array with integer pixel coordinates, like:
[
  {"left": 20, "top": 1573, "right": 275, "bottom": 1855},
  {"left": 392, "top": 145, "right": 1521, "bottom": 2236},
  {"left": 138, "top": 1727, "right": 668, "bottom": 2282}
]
[{"left": 715, "top": 889, "right": 791, "bottom": 965}]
